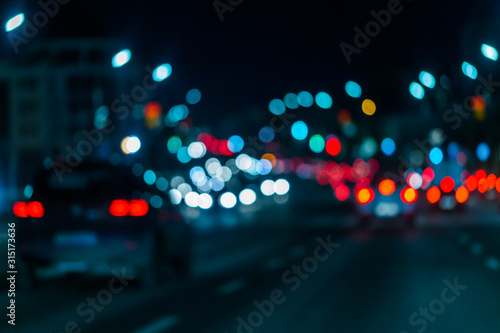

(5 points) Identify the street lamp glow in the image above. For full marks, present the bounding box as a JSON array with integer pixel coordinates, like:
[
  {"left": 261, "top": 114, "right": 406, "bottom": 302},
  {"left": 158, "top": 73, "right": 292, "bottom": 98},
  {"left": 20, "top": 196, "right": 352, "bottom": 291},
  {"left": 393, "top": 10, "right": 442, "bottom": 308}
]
[
  {"left": 112, "top": 49, "right": 131, "bottom": 68},
  {"left": 5, "top": 13, "right": 24, "bottom": 32},
  {"left": 419, "top": 71, "right": 435, "bottom": 88},
  {"left": 481, "top": 44, "right": 498, "bottom": 61},
  {"left": 153, "top": 64, "right": 172, "bottom": 82},
  {"left": 462, "top": 61, "right": 477, "bottom": 79}
]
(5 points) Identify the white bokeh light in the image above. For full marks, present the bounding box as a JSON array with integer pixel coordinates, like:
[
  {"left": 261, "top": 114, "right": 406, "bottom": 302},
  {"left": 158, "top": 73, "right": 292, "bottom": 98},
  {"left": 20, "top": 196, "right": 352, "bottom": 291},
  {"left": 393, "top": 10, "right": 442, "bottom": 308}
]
[
  {"left": 239, "top": 189, "right": 257, "bottom": 205},
  {"left": 260, "top": 180, "right": 275, "bottom": 196},
  {"left": 219, "top": 192, "right": 237, "bottom": 209},
  {"left": 274, "top": 179, "right": 290, "bottom": 195}
]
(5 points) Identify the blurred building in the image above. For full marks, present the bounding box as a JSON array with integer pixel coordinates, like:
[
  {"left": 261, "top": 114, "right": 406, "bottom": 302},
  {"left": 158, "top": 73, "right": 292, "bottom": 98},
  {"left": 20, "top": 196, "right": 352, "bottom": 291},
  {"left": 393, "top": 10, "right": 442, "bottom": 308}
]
[{"left": 0, "top": 39, "right": 142, "bottom": 211}]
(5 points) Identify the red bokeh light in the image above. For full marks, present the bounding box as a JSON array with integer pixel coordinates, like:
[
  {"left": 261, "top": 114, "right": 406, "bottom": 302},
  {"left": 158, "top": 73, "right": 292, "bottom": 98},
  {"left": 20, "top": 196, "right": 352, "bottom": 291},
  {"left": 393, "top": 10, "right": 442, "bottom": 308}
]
[
  {"left": 13, "top": 202, "right": 28, "bottom": 218},
  {"left": 109, "top": 200, "right": 130, "bottom": 217},
  {"left": 440, "top": 177, "right": 455, "bottom": 193},
  {"left": 325, "top": 138, "right": 341, "bottom": 156},
  {"left": 129, "top": 199, "right": 149, "bottom": 216},
  {"left": 28, "top": 201, "right": 45, "bottom": 218}
]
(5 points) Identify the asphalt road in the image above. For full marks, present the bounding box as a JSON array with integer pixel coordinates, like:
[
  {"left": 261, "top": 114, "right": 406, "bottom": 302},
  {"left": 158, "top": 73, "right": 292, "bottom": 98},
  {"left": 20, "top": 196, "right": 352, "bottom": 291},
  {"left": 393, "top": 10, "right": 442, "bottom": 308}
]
[{"left": 2, "top": 209, "right": 500, "bottom": 333}]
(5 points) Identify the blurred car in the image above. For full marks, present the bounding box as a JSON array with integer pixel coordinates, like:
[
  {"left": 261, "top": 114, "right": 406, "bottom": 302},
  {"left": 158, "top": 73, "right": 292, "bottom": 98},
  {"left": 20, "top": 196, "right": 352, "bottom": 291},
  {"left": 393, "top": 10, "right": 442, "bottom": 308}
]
[
  {"left": 14, "top": 162, "right": 191, "bottom": 287},
  {"left": 354, "top": 179, "right": 417, "bottom": 228},
  {"left": 424, "top": 176, "right": 469, "bottom": 212}
]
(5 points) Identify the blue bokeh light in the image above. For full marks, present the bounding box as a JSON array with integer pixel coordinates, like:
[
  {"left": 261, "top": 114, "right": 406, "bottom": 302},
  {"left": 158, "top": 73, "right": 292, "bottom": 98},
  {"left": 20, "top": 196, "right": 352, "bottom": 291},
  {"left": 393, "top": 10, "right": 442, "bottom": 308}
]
[
  {"left": 476, "top": 142, "right": 490, "bottom": 161},
  {"left": 481, "top": 44, "right": 498, "bottom": 61},
  {"left": 419, "top": 71, "right": 435, "bottom": 88},
  {"left": 345, "top": 81, "right": 362, "bottom": 98},
  {"left": 284, "top": 93, "right": 299, "bottom": 109},
  {"left": 447, "top": 142, "right": 460, "bottom": 159},
  {"left": 112, "top": 49, "right": 132, "bottom": 68},
  {"left": 153, "top": 64, "right": 172, "bottom": 82},
  {"left": 429, "top": 147, "right": 444, "bottom": 165},
  {"left": 462, "top": 62, "right": 478, "bottom": 80},
  {"left": 410, "top": 82, "right": 425, "bottom": 99},
  {"left": 297, "top": 91, "right": 314, "bottom": 107},
  {"left": 228, "top": 135, "right": 244, "bottom": 153},
  {"left": 315, "top": 92, "right": 333, "bottom": 109},
  {"left": 291, "top": 121, "right": 308, "bottom": 141},
  {"left": 259, "top": 127, "right": 275, "bottom": 143},
  {"left": 269, "top": 99, "right": 286, "bottom": 115},
  {"left": 186, "top": 89, "right": 202, "bottom": 104},
  {"left": 381, "top": 138, "right": 396, "bottom": 156}
]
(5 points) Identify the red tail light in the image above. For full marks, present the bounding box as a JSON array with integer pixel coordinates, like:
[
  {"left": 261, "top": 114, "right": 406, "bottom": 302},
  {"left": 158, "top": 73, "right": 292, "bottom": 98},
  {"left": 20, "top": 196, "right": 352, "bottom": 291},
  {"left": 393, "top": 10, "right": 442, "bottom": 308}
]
[
  {"left": 129, "top": 199, "right": 149, "bottom": 216},
  {"left": 28, "top": 201, "right": 45, "bottom": 218},
  {"left": 13, "top": 202, "right": 28, "bottom": 218},
  {"left": 401, "top": 187, "right": 418, "bottom": 204},
  {"left": 356, "top": 187, "right": 374, "bottom": 204},
  {"left": 109, "top": 199, "right": 149, "bottom": 217},
  {"left": 109, "top": 200, "right": 130, "bottom": 217},
  {"left": 13, "top": 201, "right": 44, "bottom": 218}
]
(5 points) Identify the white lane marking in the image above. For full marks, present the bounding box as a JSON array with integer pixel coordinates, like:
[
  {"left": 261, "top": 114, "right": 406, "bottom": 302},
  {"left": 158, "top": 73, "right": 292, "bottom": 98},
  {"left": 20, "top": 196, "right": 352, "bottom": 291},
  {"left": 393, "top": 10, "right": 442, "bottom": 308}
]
[
  {"left": 458, "top": 232, "right": 469, "bottom": 245},
  {"left": 289, "top": 245, "right": 307, "bottom": 259},
  {"left": 470, "top": 242, "right": 484, "bottom": 256},
  {"left": 133, "top": 315, "right": 181, "bottom": 333},
  {"left": 485, "top": 256, "right": 500, "bottom": 271},
  {"left": 217, "top": 278, "right": 246, "bottom": 296},
  {"left": 263, "top": 257, "right": 285, "bottom": 271}
]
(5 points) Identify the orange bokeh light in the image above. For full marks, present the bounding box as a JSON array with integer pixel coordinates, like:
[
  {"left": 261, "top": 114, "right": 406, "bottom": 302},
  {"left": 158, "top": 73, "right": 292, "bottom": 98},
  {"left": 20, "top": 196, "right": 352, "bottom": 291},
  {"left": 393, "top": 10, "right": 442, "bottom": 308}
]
[
  {"left": 401, "top": 187, "right": 418, "bottom": 203},
  {"left": 379, "top": 179, "right": 396, "bottom": 196},
  {"left": 426, "top": 186, "right": 441, "bottom": 204},
  {"left": 455, "top": 186, "right": 469, "bottom": 203}
]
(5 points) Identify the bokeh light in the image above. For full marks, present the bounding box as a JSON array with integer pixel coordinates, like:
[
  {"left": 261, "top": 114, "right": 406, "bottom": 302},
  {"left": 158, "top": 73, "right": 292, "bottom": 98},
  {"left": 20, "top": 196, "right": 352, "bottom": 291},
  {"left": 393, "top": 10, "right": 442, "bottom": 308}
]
[
  {"left": 325, "top": 138, "right": 341, "bottom": 156},
  {"left": 121, "top": 136, "right": 141, "bottom": 155},
  {"left": 297, "top": 91, "right": 314, "bottom": 107},
  {"left": 274, "top": 179, "right": 290, "bottom": 195},
  {"left": 429, "top": 147, "right": 443, "bottom": 165},
  {"left": 153, "top": 63, "right": 172, "bottom": 82},
  {"left": 381, "top": 138, "right": 396, "bottom": 156},
  {"left": 440, "top": 177, "right": 455, "bottom": 193},
  {"left": 112, "top": 49, "right": 131, "bottom": 68},
  {"left": 269, "top": 99, "right": 286, "bottom": 115},
  {"left": 186, "top": 89, "right": 202, "bottom": 104},
  {"left": 410, "top": 82, "right": 425, "bottom": 99},
  {"left": 455, "top": 186, "right": 469, "bottom": 203},
  {"left": 482, "top": 44, "right": 498, "bottom": 61},
  {"left": 219, "top": 192, "right": 237, "bottom": 209},
  {"left": 167, "top": 136, "right": 182, "bottom": 154},
  {"left": 239, "top": 189, "right": 257, "bottom": 205},
  {"left": 345, "top": 81, "right": 362, "bottom": 98},
  {"left": 401, "top": 187, "right": 417, "bottom": 203},
  {"left": 476, "top": 142, "right": 490, "bottom": 161},
  {"left": 228, "top": 135, "right": 244, "bottom": 153},
  {"left": 419, "top": 71, "right": 436, "bottom": 88},
  {"left": 361, "top": 99, "right": 376, "bottom": 115},
  {"left": 259, "top": 127, "right": 275, "bottom": 143},
  {"left": 315, "top": 92, "right": 333, "bottom": 109},
  {"left": 462, "top": 61, "right": 477, "bottom": 80},
  {"left": 260, "top": 180, "right": 275, "bottom": 196},
  {"left": 426, "top": 186, "right": 441, "bottom": 204},
  {"left": 284, "top": 93, "right": 299, "bottom": 109},
  {"left": 5, "top": 13, "right": 24, "bottom": 32},
  {"left": 379, "top": 179, "right": 396, "bottom": 196},
  {"left": 309, "top": 134, "right": 325, "bottom": 153},
  {"left": 291, "top": 121, "right": 309, "bottom": 141}
]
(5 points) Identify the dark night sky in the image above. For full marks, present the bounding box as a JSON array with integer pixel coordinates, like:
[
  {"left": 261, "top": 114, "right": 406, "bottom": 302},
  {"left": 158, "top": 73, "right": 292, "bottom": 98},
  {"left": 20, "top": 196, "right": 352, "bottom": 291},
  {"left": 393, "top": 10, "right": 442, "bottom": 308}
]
[{"left": 2, "top": 0, "right": 498, "bottom": 134}]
